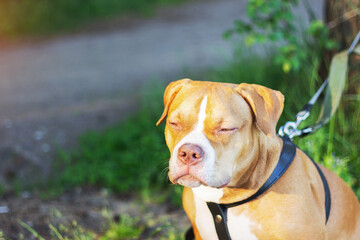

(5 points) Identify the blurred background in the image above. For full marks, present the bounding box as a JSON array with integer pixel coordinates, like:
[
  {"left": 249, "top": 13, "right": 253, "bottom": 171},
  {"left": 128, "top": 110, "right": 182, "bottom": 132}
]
[{"left": 0, "top": 0, "right": 359, "bottom": 239}]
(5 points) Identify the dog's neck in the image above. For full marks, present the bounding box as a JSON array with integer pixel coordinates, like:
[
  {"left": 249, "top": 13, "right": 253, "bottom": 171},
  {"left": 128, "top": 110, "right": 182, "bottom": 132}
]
[{"left": 192, "top": 134, "right": 283, "bottom": 204}]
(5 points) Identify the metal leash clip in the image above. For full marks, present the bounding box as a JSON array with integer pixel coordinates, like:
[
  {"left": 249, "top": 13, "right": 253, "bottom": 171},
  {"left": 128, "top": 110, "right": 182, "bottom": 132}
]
[
  {"left": 278, "top": 110, "right": 310, "bottom": 139},
  {"left": 279, "top": 79, "right": 328, "bottom": 139}
]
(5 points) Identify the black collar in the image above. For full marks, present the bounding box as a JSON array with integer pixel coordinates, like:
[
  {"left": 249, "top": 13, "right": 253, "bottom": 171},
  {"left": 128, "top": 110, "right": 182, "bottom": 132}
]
[{"left": 185, "top": 136, "right": 331, "bottom": 240}]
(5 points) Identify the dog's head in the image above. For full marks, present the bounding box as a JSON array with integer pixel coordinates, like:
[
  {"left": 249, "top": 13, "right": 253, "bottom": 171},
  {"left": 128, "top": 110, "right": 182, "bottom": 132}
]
[{"left": 157, "top": 79, "right": 284, "bottom": 188}]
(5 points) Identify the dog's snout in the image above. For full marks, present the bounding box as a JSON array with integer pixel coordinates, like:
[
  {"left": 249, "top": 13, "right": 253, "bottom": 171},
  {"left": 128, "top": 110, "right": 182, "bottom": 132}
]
[{"left": 178, "top": 143, "right": 204, "bottom": 165}]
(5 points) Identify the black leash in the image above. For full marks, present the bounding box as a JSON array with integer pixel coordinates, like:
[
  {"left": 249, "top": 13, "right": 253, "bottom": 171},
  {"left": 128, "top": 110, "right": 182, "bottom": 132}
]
[{"left": 301, "top": 149, "right": 332, "bottom": 224}]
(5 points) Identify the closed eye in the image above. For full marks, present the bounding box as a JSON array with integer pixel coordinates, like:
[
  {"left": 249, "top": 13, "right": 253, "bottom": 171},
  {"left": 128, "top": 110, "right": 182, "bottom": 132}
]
[
  {"left": 217, "top": 127, "right": 238, "bottom": 134},
  {"left": 168, "top": 121, "right": 181, "bottom": 129}
]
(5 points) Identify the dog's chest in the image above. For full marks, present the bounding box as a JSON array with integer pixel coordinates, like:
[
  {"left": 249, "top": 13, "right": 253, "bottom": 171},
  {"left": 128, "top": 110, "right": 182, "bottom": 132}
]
[{"left": 194, "top": 197, "right": 259, "bottom": 240}]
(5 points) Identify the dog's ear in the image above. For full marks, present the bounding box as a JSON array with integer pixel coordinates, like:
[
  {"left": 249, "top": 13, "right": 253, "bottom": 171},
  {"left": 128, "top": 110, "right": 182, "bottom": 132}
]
[
  {"left": 236, "top": 83, "right": 284, "bottom": 137},
  {"left": 156, "top": 78, "right": 192, "bottom": 126}
]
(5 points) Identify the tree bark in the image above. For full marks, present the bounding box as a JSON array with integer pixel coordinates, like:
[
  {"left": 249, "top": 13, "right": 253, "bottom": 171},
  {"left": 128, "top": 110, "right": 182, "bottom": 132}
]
[
  {"left": 321, "top": 0, "right": 360, "bottom": 89},
  {"left": 325, "top": 0, "right": 360, "bottom": 51}
]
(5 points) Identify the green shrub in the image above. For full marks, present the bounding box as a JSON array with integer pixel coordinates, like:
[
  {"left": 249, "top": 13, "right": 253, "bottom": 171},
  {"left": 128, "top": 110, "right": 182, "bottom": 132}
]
[
  {"left": 55, "top": 84, "right": 170, "bottom": 195},
  {"left": 224, "top": 0, "right": 337, "bottom": 73}
]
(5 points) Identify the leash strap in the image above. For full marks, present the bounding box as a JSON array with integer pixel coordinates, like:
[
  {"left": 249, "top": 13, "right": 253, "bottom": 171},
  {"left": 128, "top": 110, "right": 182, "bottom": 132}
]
[
  {"left": 313, "top": 160, "right": 331, "bottom": 223},
  {"left": 206, "top": 202, "right": 232, "bottom": 240},
  {"left": 301, "top": 151, "right": 332, "bottom": 223}
]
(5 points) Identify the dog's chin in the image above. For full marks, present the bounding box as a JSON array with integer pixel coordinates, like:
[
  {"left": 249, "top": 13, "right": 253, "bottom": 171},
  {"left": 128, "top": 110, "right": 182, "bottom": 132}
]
[
  {"left": 176, "top": 175, "right": 230, "bottom": 189},
  {"left": 177, "top": 175, "right": 202, "bottom": 188}
]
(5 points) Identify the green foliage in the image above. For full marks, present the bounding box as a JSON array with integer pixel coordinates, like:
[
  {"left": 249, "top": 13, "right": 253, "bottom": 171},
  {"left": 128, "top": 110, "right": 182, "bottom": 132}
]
[
  {"left": 54, "top": 83, "right": 171, "bottom": 196},
  {"left": 100, "top": 215, "right": 143, "bottom": 240},
  {"left": 17, "top": 210, "right": 182, "bottom": 239},
  {"left": 0, "top": 0, "right": 185, "bottom": 38},
  {"left": 0, "top": 230, "right": 5, "bottom": 240},
  {"left": 19, "top": 221, "right": 46, "bottom": 240},
  {"left": 224, "top": 0, "right": 337, "bottom": 73}
]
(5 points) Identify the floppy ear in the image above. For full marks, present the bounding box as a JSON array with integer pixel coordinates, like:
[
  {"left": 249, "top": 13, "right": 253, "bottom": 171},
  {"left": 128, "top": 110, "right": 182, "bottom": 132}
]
[
  {"left": 156, "top": 78, "right": 192, "bottom": 126},
  {"left": 236, "top": 83, "right": 284, "bottom": 137}
]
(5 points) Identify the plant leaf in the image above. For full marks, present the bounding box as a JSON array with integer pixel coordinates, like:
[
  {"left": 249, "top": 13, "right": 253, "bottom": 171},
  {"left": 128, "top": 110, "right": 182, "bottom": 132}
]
[{"left": 317, "top": 49, "right": 349, "bottom": 124}]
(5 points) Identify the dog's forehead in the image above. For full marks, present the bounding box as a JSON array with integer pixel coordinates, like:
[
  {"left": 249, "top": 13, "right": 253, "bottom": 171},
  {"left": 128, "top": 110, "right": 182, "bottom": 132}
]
[{"left": 168, "top": 81, "right": 250, "bottom": 122}]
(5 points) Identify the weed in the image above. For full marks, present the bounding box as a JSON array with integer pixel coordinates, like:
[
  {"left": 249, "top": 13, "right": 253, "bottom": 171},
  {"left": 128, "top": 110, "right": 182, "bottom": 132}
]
[
  {"left": 53, "top": 82, "right": 171, "bottom": 197},
  {"left": 17, "top": 211, "right": 182, "bottom": 239},
  {"left": 100, "top": 215, "right": 143, "bottom": 240},
  {"left": 18, "top": 220, "right": 46, "bottom": 240}
]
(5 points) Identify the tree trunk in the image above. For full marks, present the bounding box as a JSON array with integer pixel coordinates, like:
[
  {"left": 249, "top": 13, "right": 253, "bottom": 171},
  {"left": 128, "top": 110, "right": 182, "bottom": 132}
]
[
  {"left": 321, "top": 0, "right": 360, "bottom": 90},
  {"left": 325, "top": 0, "right": 360, "bottom": 51}
]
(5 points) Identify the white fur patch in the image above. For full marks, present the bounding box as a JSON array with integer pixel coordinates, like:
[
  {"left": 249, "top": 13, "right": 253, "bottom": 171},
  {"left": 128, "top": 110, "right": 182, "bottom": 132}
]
[
  {"left": 192, "top": 185, "right": 223, "bottom": 202},
  {"left": 227, "top": 209, "right": 259, "bottom": 240},
  {"left": 182, "top": 97, "right": 258, "bottom": 240},
  {"left": 170, "top": 96, "right": 218, "bottom": 185}
]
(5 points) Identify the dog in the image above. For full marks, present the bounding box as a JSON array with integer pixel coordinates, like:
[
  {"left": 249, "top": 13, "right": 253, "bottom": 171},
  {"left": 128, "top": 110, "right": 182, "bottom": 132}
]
[{"left": 156, "top": 79, "right": 360, "bottom": 240}]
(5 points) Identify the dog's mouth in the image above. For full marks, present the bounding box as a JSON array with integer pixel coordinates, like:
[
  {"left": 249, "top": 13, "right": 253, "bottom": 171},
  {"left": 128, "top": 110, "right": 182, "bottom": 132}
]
[
  {"left": 172, "top": 174, "right": 230, "bottom": 189},
  {"left": 176, "top": 175, "right": 203, "bottom": 188}
]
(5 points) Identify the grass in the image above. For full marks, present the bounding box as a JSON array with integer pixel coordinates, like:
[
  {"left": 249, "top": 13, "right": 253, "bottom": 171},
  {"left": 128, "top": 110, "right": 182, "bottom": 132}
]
[
  {"left": 0, "top": 0, "right": 186, "bottom": 38},
  {"left": 17, "top": 211, "right": 183, "bottom": 240},
  {"left": 49, "top": 83, "right": 182, "bottom": 202}
]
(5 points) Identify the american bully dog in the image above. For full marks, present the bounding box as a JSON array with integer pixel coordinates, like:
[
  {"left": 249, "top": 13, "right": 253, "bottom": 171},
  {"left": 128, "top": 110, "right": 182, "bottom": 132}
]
[{"left": 156, "top": 79, "right": 360, "bottom": 240}]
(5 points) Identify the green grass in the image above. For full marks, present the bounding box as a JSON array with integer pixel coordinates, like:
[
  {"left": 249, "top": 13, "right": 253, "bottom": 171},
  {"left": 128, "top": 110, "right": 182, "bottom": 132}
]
[
  {"left": 0, "top": 0, "right": 186, "bottom": 38},
  {"left": 17, "top": 211, "right": 183, "bottom": 240},
  {"left": 49, "top": 83, "right": 182, "bottom": 204}
]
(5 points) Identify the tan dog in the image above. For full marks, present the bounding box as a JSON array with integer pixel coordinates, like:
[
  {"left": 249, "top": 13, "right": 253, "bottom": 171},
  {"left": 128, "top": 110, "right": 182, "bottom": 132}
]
[{"left": 157, "top": 79, "right": 360, "bottom": 240}]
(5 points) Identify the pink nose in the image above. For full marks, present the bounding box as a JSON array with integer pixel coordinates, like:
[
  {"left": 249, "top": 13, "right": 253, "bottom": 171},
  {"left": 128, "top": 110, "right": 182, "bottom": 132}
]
[{"left": 178, "top": 143, "right": 204, "bottom": 165}]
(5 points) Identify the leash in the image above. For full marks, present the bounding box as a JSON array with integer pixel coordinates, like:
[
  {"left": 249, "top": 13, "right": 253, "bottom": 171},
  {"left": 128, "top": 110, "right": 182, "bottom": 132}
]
[{"left": 279, "top": 31, "right": 360, "bottom": 139}]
